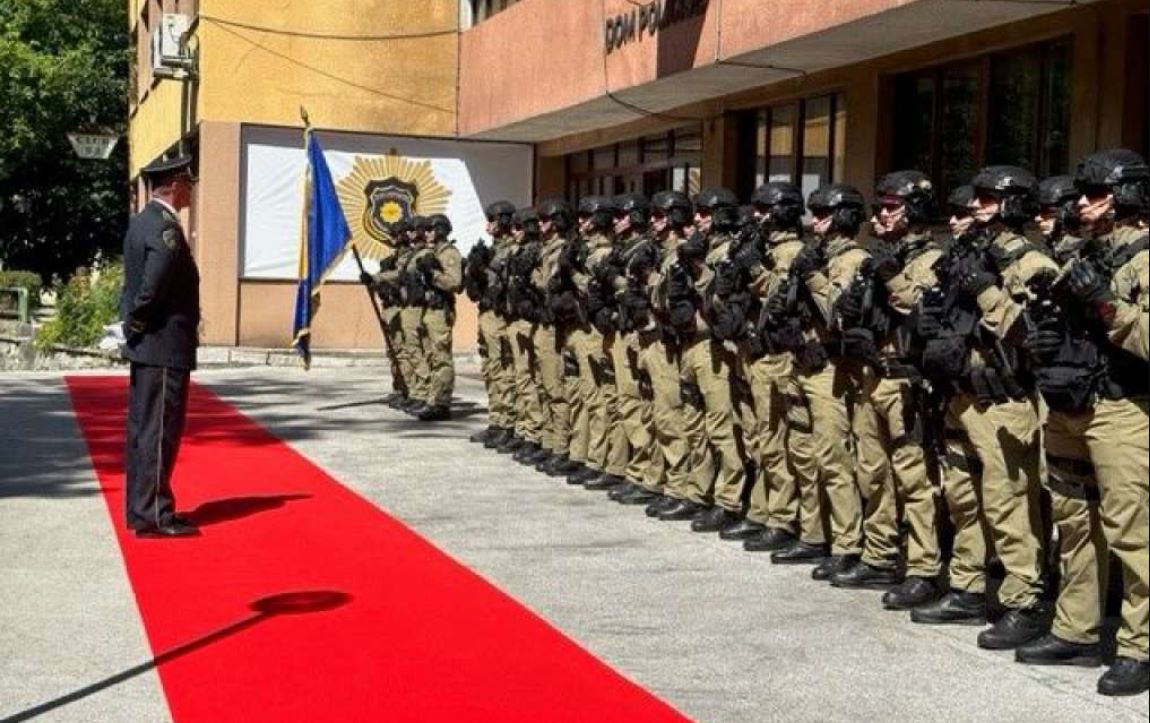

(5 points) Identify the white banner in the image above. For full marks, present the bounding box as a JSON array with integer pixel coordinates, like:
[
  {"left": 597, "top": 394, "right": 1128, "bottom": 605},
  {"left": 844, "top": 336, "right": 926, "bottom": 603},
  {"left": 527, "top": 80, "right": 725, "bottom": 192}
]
[{"left": 240, "top": 126, "right": 534, "bottom": 279}]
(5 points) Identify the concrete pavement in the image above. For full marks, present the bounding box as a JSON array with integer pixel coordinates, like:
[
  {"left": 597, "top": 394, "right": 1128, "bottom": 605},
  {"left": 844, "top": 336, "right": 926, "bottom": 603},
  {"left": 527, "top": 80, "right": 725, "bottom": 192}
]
[{"left": 1, "top": 367, "right": 1147, "bottom": 722}]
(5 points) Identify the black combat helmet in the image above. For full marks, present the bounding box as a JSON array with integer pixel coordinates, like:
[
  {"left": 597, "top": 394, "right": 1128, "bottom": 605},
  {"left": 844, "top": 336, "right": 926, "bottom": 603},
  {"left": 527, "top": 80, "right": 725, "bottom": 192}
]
[
  {"left": 429, "top": 213, "right": 453, "bottom": 238},
  {"left": 651, "top": 190, "right": 693, "bottom": 228},
  {"left": 693, "top": 187, "right": 740, "bottom": 232},
  {"left": 948, "top": 185, "right": 975, "bottom": 217},
  {"left": 513, "top": 206, "right": 540, "bottom": 238},
  {"left": 411, "top": 215, "right": 432, "bottom": 234},
  {"left": 750, "top": 182, "right": 804, "bottom": 231},
  {"left": 537, "top": 198, "right": 575, "bottom": 234},
  {"left": 485, "top": 200, "right": 517, "bottom": 234},
  {"left": 577, "top": 195, "right": 617, "bottom": 232},
  {"left": 970, "top": 165, "right": 1039, "bottom": 227},
  {"left": 875, "top": 170, "right": 936, "bottom": 225},
  {"left": 807, "top": 183, "right": 867, "bottom": 236},
  {"left": 1075, "top": 148, "right": 1150, "bottom": 218},
  {"left": 613, "top": 192, "right": 651, "bottom": 230},
  {"left": 1037, "top": 175, "right": 1080, "bottom": 235}
]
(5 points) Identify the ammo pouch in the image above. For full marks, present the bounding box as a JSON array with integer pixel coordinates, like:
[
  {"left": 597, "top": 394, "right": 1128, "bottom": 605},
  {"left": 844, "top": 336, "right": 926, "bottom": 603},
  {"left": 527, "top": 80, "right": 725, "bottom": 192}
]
[
  {"left": 969, "top": 366, "right": 1026, "bottom": 405},
  {"left": 1098, "top": 346, "right": 1150, "bottom": 400},
  {"left": 922, "top": 334, "right": 970, "bottom": 381},
  {"left": 549, "top": 290, "right": 581, "bottom": 324},
  {"left": 425, "top": 288, "right": 452, "bottom": 311},
  {"left": 793, "top": 340, "right": 827, "bottom": 374}
]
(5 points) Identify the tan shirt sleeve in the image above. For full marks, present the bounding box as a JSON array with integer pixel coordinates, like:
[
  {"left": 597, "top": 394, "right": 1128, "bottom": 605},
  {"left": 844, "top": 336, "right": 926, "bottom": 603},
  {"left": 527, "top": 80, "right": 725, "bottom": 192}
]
[
  {"left": 886, "top": 248, "right": 942, "bottom": 316},
  {"left": 431, "top": 245, "right": 463, "bottom": 293},
  {"left": 976, "top": 249, "right": 1058, "bottom": 339},
  {"left": 1107, "top": 249, "right": 1149, "bottom": 360},
  {"left": 807, "top": 247, "right": 869, "bottom": 320}
]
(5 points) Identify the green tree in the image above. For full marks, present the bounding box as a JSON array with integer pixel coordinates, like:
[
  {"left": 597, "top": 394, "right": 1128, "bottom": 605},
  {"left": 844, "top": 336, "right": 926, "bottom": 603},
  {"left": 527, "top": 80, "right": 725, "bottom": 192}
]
[{"left": 0, "top": 0, "right": 128, "bottom": 281}]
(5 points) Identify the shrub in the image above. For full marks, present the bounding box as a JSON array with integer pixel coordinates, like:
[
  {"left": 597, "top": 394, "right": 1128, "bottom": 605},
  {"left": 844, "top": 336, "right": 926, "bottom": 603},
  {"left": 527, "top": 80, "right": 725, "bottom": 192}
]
[
  {"left": 0, "top": 270, "right": 42, "bottom": 311},
  {"left": 36, "top": 263, "right": 123, "bottom": 349}
]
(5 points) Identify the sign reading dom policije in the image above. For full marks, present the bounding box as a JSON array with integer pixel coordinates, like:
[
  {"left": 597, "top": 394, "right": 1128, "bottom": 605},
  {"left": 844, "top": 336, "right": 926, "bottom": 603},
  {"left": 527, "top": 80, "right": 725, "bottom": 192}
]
[
  {"left": 239, "top": 128, "right": 533, "bottom": 281},
  {"left": 604, "top": 0, "right": 709, "bottom": 53}
]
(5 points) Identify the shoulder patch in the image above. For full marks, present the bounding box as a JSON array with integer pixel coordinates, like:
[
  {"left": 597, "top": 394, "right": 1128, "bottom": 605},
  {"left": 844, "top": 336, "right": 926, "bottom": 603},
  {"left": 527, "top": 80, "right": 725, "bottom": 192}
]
[{"left": 162, "top": 226, "right": 180, "bottom": 250}]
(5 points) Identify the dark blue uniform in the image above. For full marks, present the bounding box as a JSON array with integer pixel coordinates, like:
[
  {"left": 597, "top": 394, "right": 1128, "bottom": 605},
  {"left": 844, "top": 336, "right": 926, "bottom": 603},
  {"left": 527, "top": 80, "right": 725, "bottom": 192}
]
[{"left": 120, "top": 200, "right": 200, "bottom": 531}]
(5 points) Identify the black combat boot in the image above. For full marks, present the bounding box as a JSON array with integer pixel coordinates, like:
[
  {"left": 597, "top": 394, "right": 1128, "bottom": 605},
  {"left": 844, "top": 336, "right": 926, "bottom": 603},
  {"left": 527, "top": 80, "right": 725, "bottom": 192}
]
[
  {"left": 770, "top": 540, "right": 828, "bottom": 564},
  {"left": 618, "top": 486, "right": 658, "bottom": 505},
  {"left": 484, "top": 427, "right": 512, "bottom": 449},
  {"left": 882, "top": 577, "right": 939, "bottom": 610},
  {"left": 513, "top": 441, "right": 542, "bottom": 463},
  {"left": 523, "top": 445, "right": 551, "bottom": 466},
  {"left": 1015, "top": 634, "right": 1101, "bottom": 667},
  {"left": 690, "top": 507, "right": 740, "bottom": 533},
  {"left": 657, "top": 499, "right": 705, "bottom": 521},
  {"left": 645, "top": 495, "right": 677, "bottom": 517},
  {"left": 718, "top": 518, "right": 765, "bottom": 541},
  {"left": 831, "top": 561, "right": 901, "bottom": 589},
  {"left": 977, "top": 607, "right": 1048, "bottom": 650},
  {"left": 910, "top": 589, "right": 986, "bottom": 625},
  {"left": 584, "top": 473, "right": 626, "bottom": 491},
  {"left": 567, "top": 466, "right": 600, "bottom": 486},
  {"left": 469, "top": 425, "right": 498, "bottom": 444},
  {"left": 608, "top": 482, "right": 638, "bottom": 501},
  {"left": 496, "top": 435, "right": 525, "bottom": 454},
  {"left": 812, "top": 554, "right": 859, "bottom": 581},
  {"left": 416, "top": 405, "right": 450, "bottom": 421},
  {"left": 743, "top": 528, "right": 796, "bottom": 553},
  {"left": 1097, "top": 658, "right": 1150, "bottom": 696}
]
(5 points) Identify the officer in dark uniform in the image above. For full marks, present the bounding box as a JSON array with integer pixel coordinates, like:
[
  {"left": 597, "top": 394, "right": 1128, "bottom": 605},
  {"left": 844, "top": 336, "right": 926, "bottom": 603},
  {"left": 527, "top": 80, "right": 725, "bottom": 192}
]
[{"left": 120, "top": 154, "right": 201, "bottom": 538}]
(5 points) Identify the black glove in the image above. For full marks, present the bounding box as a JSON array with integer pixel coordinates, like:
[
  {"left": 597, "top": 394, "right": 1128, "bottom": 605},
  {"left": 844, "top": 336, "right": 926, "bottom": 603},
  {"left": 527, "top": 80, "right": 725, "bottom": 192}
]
[
  {"left": 681, "top": 232, "right": 708, "bottom": 264},
  {"left": 733, "top": 234, "right": 763, "bottom": 272},
  {"left": 790, "top": 244, "right": 823, "bottom": 280},
  {"left": 871, "top": 247, "right": 901, "bottom": 283},
  {"left": 621, "top": 288, "right": 648, "bottom": 315},
  {"left": 668, "top": 298, "right": 695, "bottom": 329},
  {"left": 359, "top": 271, "right": 374, "bottom": 286},
  {"left": 713, "top": 263, "right": 739, "bottom": 298},
  {"left": 765, "top": 291, "right": 788, "bottom": 319},
  {"left": 417, "top": 254, "right": 440, "bottom": 274},
  {"left": 835, "top": 289, "right": 863, "bottom": 326},
  {"left": 1067, "top": 259, "right": 1113, "bottom": 304},
  {"left": 959, "top": 269, "right": 996, "bottom": 298},
  {"left": 558, "top": 242, "right": 581, "bottom": 276}
]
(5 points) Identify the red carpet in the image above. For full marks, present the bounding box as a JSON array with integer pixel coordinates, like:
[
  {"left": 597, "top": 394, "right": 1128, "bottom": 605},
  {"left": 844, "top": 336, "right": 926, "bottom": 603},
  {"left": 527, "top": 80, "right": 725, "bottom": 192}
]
[{"left": 66, "top": 376, "right": 688, "bottom": 723}]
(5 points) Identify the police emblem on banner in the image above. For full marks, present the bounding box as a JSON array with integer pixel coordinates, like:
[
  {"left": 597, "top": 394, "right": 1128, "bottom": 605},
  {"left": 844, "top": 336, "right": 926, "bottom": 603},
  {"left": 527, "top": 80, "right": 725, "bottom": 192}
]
[{"left": 336, "top": 153, "right": 451, "bottom": 260}]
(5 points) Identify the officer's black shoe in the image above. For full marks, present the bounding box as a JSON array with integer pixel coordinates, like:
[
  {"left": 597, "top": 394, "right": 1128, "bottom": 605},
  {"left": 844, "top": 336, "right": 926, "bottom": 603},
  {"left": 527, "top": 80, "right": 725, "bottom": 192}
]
[
  {"left": 831, "top": 561, "right": 901, "bottom": 589},
  {"left": 619, "top": 487, "right": 658, "bottom": 505},
  {"left": 470, "top": 425, "right": 498, "bottom": 444},
  {"left": 645, "top": 495, "right": 677, "bottom": 517},
  {"left": 135, "top": 520, "right": 200, "bottom": 539},
  {"left": 584, "top": 473, "right": 626, "bottom": 491},
  {"left": 567, "top": 467, "right": 600, "bottom": 486},
  {"left": 882, "top": 577, "right": 939, "bottom": 610},
  {"left": 607, "top": 482, "right": 637, "bottom": 500},
  {"left": 513, "top": 442, "right": 541, "bottom": 463},
  {"left": 977, "top": 607, "right": 1048, "bottom": 650},
  {"left": 1015, "top": 634, "right": 1101, "bottom": 667},
  {"left": 657, "top": 499, "right": 705, "bottom": 521},
  {"left": 417, "top": 405, "right": 451, "bottom": 422},
  {"left": 1097, "top": 657, "right": 1150, "bottom": 697},
  {"left": 523, "top": 446, "right": 551, "bottom": 466},
  {"left": 812, "top": 554, "right": 859, "bottom": 581},
  {"left": 743, "top": 528, "right": 796, "bottom": 553},
  {"left": 910, "top": 589, "right": 986, "bottom": 625},
  {"left": 690, "top": 506, "right": 740, "bottom": 533},
  {"left": 770, "top": 540, "right": 828, "bottom": 564},
  {"left": 496, "top": 435, "right": 524, "bottom": 454},
  {"left": 718, "top": 518, "right": 765, "bottom": 541},
  {"left": 542, "top": 456, "right": 575, "bottom": 476},
  {"left": 484, "top": 428, "right": 511, "bottom": 448}
]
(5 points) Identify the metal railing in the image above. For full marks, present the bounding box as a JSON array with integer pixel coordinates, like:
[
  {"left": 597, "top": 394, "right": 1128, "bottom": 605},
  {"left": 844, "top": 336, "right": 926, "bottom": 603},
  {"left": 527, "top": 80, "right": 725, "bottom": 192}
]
[{"left": 0, "top": 287, "right": 31, "bottom": 324}]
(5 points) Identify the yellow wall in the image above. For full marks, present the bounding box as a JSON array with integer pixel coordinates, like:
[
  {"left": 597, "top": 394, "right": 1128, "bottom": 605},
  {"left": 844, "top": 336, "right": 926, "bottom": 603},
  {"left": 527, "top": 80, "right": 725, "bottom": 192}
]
[
  {"left": 129, "top": 0, "right": 461, "bottom": 175},
  {"left": 196, "top": 0, "right": 458, "bottom": 136}
]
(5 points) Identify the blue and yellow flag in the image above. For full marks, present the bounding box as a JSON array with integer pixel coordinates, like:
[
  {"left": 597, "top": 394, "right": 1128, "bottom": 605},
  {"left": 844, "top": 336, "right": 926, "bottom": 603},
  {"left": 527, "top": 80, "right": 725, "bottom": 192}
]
[{"left": 292, "top": 130, "right": 352, "bottom": 368}]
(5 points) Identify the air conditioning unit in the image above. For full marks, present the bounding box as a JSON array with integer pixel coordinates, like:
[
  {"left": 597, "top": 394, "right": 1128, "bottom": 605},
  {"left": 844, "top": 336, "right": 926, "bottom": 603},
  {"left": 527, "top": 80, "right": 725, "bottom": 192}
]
[{"left": 151, "top": 13, "right": 193, "bottom": 72}]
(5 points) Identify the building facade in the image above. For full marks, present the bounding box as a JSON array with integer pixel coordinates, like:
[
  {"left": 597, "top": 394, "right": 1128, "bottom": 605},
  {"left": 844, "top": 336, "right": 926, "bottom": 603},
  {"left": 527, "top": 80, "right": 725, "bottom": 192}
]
[{"left": 130, "top": 0, "right": 1148, "bottom": 351}]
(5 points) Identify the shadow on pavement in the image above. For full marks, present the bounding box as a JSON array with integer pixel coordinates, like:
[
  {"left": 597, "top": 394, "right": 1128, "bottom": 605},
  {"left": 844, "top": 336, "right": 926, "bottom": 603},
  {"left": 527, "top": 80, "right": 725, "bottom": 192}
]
[
  {"left": 0, "top": 380, "right": 102, "bottom": 499},
  {"left": 187, "top": 493, "right": 312, "bottom": 527},
  {"left": 0, "top": 590, "right": 351, "bottom": 723}
]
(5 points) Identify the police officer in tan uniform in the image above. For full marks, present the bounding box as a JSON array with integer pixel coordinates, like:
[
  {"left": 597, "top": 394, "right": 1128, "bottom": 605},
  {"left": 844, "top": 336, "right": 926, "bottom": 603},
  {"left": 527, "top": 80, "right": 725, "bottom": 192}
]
[
  {"left": 1014, "top": 149, "right": 1149, "bottom": 696},
  {"left": 413, "top": 214, "right": 462, "bottom": 421},
  {"left": 362, "top": 218, "right": 412, "bottom": 408},
  {"left": 397, "top": 216, "right": 434, "bottom": 414},
  {"left": 467, "top": 201, "right": 518, "bottom": 443},
  {"left": 741, "top": 182, "right": 814, "bottom": 553},
  {"left": 829, "top": 171, "right": 942, "bottom": 610},
  {"left": 1036, "top": 176, "right": 1086, "bottom": 265},
  {"left": 913, "top": 166, "right": 1051, "bottom": 651}
]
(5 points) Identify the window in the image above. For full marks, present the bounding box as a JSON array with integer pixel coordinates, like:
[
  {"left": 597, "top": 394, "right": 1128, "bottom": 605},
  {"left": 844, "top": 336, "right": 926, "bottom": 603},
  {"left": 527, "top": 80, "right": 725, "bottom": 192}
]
[
  {"left": 471, "top": 0, "right": 522, "bottom": 25},
  {"left": 751, "top": 93, "right": 847, "bottom": 201},
  {"left": 890, "top": 38, "right": 1072, "bottom": 203},
  {"left": 563, "top": 126, "right": 703, "bottom": 201}
]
